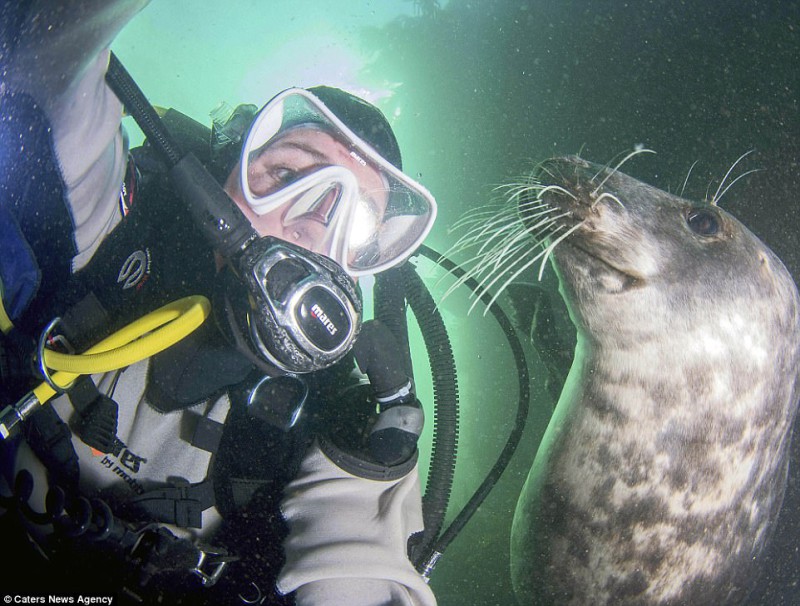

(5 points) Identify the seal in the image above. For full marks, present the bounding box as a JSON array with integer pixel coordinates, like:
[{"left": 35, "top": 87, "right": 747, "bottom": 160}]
[{"left": 452, "top": 153, "right": 800, "bottom": 605}]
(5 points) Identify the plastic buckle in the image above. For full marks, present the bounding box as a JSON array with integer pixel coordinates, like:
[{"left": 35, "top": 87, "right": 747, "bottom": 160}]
[{"left": 192, "top": 548, "right": 229, "bottom": 587}]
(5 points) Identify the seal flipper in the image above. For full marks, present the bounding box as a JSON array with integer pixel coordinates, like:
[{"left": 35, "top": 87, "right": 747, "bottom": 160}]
[{"left": 505, "top": 279, "right": 575, "bottom": 407}]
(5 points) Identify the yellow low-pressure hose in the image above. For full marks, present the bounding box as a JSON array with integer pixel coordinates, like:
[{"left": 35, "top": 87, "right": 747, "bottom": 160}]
[
  {"left": 0, "top": 279, "right": 14, "bottom": 334},
  {"left": 33, "top": 295, "right": 211, "bottom": 405},
  {"left": 1, "top": 294, "right": 211, "bottom": 439},
  {"left": 0, "top": 305, "right": 12, "bottom": 335}
]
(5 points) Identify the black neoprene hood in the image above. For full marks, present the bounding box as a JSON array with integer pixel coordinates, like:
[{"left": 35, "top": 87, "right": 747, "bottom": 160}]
[{"left": 307, "top": 85, "right": 403, "bottom": 171}]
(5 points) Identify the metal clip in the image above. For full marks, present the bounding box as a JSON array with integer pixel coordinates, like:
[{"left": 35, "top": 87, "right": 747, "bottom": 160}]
[
  {"left": 420, "top": 550, "right": 443, "bottom": 582},
  {"left": 192, "top": 547, "right": 229, "bottom": 587},
  {"left": 37, "top": 317, "right": 76, "bottom": 394}
]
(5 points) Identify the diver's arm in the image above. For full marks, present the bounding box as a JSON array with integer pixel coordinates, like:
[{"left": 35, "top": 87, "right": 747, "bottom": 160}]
[
  {"left": 277, "top": 441, "right": 437, "bottom": 606},
  {"left": 5, "top": 0, "right": 150, "bottom": 271},
  {"left": 5, "top": 1, "right": 149, "bottom": 103},
  {"left": 278, "top": 317, "right": 435, "bottom": 603}
]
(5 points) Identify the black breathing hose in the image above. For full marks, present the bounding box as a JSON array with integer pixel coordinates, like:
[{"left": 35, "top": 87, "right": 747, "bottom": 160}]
[
  {"left": 106, "top": 52, "right": 183, "bottom": 167},
  {"left": 373, "top": 266, "right": 414, "bottom": 379},
  {"left": 105, "top": 53, "right": 256, "bottom": 260},
  {"left": 400, "top": 262, "right": 460, "bottom": 568},
  {"left": 411, "top": 245, "right": 531, "bottom": 578}
]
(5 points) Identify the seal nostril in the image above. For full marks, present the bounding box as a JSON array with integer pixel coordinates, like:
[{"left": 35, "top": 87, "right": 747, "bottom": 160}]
[{"left": 687, "top": 209, "right": 720, "bottom": 236}]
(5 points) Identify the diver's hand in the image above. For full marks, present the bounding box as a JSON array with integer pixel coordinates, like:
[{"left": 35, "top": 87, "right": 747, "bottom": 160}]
[{"left": 352, "top": 320, "right": 423, "bottom": 466}]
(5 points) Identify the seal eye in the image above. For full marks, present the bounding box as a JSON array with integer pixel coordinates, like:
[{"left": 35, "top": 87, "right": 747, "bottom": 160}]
[{"left": 686, "top": 209, "right": 720, "bottom": 236}]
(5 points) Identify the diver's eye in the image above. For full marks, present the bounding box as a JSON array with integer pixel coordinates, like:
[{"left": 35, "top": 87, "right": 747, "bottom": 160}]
[
  {"left": 686, "top": 209, "right": 720, "bottom": 236},
  {"left": 274, "top": 168, "right": 301, "bottom": 187}
]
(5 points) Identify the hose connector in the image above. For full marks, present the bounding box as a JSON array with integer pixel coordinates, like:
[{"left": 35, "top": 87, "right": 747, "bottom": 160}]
[{"left": 0, "top": 392, "right": 40, "bottom": 440}]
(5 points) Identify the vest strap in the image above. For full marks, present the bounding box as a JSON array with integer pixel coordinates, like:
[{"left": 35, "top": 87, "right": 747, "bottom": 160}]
[
  {"left": 128, "top": 479, "right": 216, "bottom": 529},
  {"left": 190, "top": 416, "right": 224, "bottom": 453}
]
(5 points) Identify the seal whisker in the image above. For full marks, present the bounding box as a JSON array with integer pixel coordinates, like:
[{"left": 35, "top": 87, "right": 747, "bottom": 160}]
[
  {"left": 453, "top": 188, "right": 561, "bottom": 261},
  {"left": 591, "top": 148, "right": 656, "bottom": 196},
  {"left": 478, "top": 217, "right": 521, "bottom": 253},
  {"left": 498, "top": 177, "right": 541, "bottom": 193},
  {"left": 519, "top": 210, "right": 572, "bottom": 239},
  {"left": 517, "top": 201, "right": 553, "bottom": 219},
  {"left": 518, "top": 205, "right": 561, "bottom": 228},
  {"left": 493, "top": 181, "right": 529, "bottom": 193},
  {"left": 711, "top": 149, "right": 756, "bottom": 205},
  {"left": 473, "top": 243, "right": 532, "bottom": 291},
  {"left": 473, "top": 211, "right": 529, "bottom": 250},
  {"left": 704, "top": 178, "right": 715, "bottom": 202},
  {"left": 470, "top": 242, "right": 553, "bottom": 314},
  {"left": 591, "top": 149, "right": 633, "bottom": 183},
  {"left": 478, "top": 222, "right": 583, "bottom": 314},
  {"left": 456, "top": 231, "right": 536, "bottom": 302},
  {"left": 452, "top": 208, "right": 516, "bottom": 241},
  {"left": 443, "top": 162, "right": 581, "bottom": 313},
  {"left": 438, "top": 214, "right": 530, "bottom": 300},
  {"left": 486, "top": 226, "right": 539, "bottom": 269},
  {"left": 536, "top": 162, "right": 568, "bottom": 186},
  {"left": 680, "top": 160, "right": 699, "bottom": 197},
  {"left": 436, "top": 255, "right": 490, "bottom": 303},
  {"left": 535, "top": 221, "right": 585, "bottom": 281},
  {"left": 468, "top": 238, "right": 539, "bottom": 302},
  {"left": 470, "top": 217, "right": 569, "bottom": 312},
  {"left": 591, "top": 191, "right": 625, "bottom": 210},
  {"left": 439, "top": 227, "right": 531, "bottom": 304},
  {"left": 449, "top": 204, "right": 514, "bottom": 232},
  {"left": 531, "top": 184, "right": 577, "bottom": 201},
  {"left": 712, "top": 168, "right": 762, "bottom": 206},
  {"left": 447, "top": 209, "right": 520, "bottom": 253},
  {"left": 494, "top": 183, "right": 530, "bottom": 200},
  {"left": 494, "top": 169, "right": 542, "bottom": 194},
  {"left": 444, "top": 198, "right": 524, "bottom": 255},
  {"left": 507, "top": 184, "right": 550, "bottom": 206}
]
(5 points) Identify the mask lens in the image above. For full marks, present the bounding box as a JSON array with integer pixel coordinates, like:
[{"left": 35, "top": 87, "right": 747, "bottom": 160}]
[
  {"left": 349, "top": 197, "right": 381, "bottom": 249},
  {"left": 344, "top": 181, "right": 433, "bottom": 273}
]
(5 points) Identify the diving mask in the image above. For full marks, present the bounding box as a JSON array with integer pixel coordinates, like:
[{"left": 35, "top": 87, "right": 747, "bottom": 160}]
[{"left": 239, "top": 88, "right": 437, "bottom": 276}]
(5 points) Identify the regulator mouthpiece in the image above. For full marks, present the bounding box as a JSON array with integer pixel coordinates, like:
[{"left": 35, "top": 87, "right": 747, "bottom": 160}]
[{"left": 226, "top": 237, "right": 362, "bottom": 374}]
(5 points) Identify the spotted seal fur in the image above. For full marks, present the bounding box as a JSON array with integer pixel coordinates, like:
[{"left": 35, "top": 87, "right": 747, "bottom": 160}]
[{"left": 450, "top": 153, "right": 800, "bottom": 605}]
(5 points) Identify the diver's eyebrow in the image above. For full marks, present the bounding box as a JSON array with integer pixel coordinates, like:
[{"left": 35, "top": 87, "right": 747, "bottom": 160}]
[{"left": 268, "top": 140, "right": 331, "bottom": 164}]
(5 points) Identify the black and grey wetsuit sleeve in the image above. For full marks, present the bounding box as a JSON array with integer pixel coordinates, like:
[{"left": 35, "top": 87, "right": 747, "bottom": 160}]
[{"left": 5, "top": 0, "right": 150, "bottom": 272}]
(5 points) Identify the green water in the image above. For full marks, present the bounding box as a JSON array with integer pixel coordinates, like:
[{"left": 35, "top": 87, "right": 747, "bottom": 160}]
[{"left": 111, "top": 1, "right": 799, "bottom": 604}]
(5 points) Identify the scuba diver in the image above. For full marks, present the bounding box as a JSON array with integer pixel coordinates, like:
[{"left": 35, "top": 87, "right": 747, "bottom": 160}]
[{"left": 0, "top": 2, "right": 439, "bottom": 605}]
